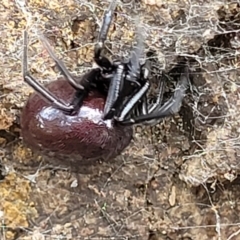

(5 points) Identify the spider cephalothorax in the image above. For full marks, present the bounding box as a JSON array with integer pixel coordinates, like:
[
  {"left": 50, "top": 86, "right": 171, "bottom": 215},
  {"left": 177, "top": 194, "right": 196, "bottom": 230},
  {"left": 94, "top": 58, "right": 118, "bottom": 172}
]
[{"left": 21, "top": 0, "right": 189, "bottom": 163}]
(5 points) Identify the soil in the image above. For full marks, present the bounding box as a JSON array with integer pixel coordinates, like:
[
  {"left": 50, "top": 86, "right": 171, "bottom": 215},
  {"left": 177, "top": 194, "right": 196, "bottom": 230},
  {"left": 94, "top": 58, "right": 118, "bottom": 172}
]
[{"left": 0, "top": 0, "right": 240, "bottom": 239}]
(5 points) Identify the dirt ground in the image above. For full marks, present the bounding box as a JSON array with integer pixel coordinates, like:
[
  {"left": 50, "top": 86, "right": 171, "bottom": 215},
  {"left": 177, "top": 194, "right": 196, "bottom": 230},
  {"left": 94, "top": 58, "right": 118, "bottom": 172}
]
[{"left": 0, "top": 0, "right": 240, "bottom": 239}]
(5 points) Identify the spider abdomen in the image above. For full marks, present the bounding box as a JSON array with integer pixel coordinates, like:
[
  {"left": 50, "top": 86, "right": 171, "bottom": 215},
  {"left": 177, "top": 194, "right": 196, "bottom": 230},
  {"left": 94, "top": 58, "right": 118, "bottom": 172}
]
[{"left": 21, "top": 78, "right": 133, "bottom": 163}]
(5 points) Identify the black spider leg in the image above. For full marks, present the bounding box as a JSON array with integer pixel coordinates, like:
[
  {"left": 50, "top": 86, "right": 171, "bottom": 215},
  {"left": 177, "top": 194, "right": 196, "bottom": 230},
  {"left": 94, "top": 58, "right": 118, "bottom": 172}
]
[
  {"left": 69, "top": 68, "right": 101, "bottom": 113},
  {"left": 126, "top": 23, "right": 146, "bottom": 84},
  {"left": 22, "top": 31, "right": 74, "bottom": 113},
  {"left": 111, "top": 25, "right": 150, "bottom": 121},
  {"left": 94, "top": 0, "right": 117, "bottom": 72},
  {"left": 147, "top": 72, "right": 166, "bottom": 113},
  {"left": 115, "top": 79, "right": 150, "bottom": 121},
  {"left": 132, "top": 71, "right": 165, "bottom": 119},
  {"left": 114, "top": 64, "right": 150, "bottom": 122},
  {"left": 103, "top": 59, "right": 148, "bottom": 121},
  {"left": 121, "top": 66, "right": 190, "bottom": 125},
  {"left": 38, "top": 33, "right": 87, "bottom": 112},
  {"left": 92, "top": 0, "right": 127, "bottom": 119},
  {"left": 38, "top": 33, "right": 85, "bottom": 91},
  {"left": 103, "top": 64, "right": 125, "bottom": 119},
  {"left": 40, "top": 33, "right": 99, "bottom": 113}
]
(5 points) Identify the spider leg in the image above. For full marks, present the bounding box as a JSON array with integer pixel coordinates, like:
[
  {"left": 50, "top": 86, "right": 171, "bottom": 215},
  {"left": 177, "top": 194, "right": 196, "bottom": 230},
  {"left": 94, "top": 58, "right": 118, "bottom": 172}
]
[
  {"left": 126, "top": 24, "right": 146, "bottom": 81},
  {"left": 102, "top": 61, "right": 148, "bottom": 121},
  {"left": 70, "top": 68, "right": 101, "bottom": 112},
  {"left": 116, "top": 81, "right": 150, "bottom": 121},
  {"left": 121, "top": 66, "right": 189, "bottom": 125},
  {"left": 22, "top": 31, "right": 74, "bottom": 113},
  {"left": 103, "top": 23, "right": 147, "bottom": 120},
  {"left": 147, "top": 73, "right": 166, "bottom": 113},
  {"left": 131, "top": 73, "right": 165, "bottom": 120},
  {"left": 94, "top": 0, "right": 117, "bottom": 71},
  {"left": 38, "top": 33, "right": 85, "bottom": 91},
  {"left": 103, "top": 64, "right": 125, "bottom": 119},
  {"left": 103, "top": 59, "right": 148, "bottom": 121},
  {"left": 113, "top": 59, "right": 151, "bottom": 121}
]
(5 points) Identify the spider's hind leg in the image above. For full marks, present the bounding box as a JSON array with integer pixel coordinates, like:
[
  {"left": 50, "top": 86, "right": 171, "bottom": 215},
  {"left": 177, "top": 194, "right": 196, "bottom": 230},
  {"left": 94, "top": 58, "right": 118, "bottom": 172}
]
[
  {"left": 38, "top": 33, "right": 84, "bottom": 91},
  {"left": 22, "top": 31, "right": 74, "bottom": 113}
]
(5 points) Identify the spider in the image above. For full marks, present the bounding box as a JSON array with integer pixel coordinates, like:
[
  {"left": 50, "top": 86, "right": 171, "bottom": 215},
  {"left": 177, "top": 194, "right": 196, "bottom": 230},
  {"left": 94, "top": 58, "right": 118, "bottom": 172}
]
[{"left": 21, "top": 0, "right": 189, "bottom": 164}]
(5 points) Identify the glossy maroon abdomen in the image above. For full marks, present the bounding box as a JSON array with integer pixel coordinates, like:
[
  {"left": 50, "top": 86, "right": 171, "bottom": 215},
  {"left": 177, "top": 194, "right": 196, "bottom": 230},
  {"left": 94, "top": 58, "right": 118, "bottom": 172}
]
[{"left": 21, "top": 78, "right": 133, "bottom": 163}]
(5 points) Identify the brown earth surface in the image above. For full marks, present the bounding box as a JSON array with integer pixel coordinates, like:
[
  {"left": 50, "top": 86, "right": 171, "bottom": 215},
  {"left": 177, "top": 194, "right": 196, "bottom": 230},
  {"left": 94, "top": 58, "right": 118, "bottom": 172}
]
[{"left": 0, "top": 0, "right": 240, "bottom": 239}]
